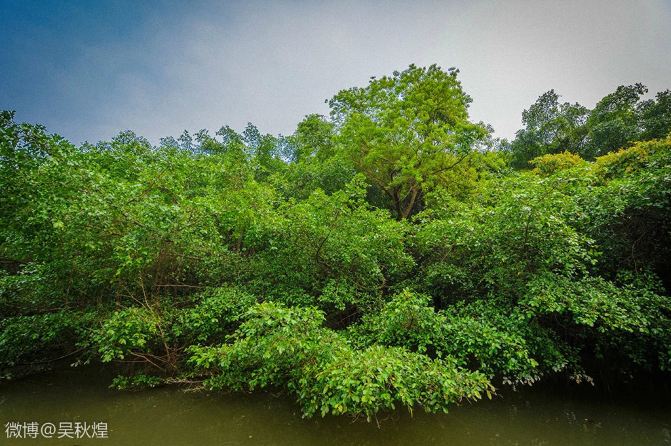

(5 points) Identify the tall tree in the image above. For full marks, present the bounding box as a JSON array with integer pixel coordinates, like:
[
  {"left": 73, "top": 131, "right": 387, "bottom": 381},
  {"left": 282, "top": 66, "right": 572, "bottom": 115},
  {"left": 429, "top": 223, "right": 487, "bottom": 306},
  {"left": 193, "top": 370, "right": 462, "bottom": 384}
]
[{"left": 329, "top": 64, "right": 488, "bottom": 219}]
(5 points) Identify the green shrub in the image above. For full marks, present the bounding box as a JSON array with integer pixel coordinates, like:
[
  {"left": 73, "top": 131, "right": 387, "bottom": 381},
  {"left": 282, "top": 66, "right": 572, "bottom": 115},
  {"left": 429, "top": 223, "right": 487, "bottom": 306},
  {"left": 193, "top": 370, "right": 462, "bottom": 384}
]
[
  {"left": 94, "top": 307, "right": 160, "bottom": 362},
  {"left": 0, "top": 311, "right": 95, "bottom": 377},
  {"left": 188, "top": 302, "right": 492, "bottom": 419},
  {"left": 530, "top": 151, "right": 586, "bottom": 175}
]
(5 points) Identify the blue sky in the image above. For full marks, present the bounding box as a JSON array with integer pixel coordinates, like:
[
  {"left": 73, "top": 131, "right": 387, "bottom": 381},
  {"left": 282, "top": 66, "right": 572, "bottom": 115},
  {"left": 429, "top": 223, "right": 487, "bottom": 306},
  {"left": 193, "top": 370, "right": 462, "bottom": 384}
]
[{"left": 2, "top": 0, "right": 671, "bottom": 144}]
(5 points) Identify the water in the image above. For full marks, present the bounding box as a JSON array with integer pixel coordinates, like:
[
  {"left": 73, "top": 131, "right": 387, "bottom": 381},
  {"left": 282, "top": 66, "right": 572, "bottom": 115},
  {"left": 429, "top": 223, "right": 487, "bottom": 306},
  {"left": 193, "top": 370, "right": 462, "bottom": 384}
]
[{"left": 1, "top": 368, "right": 670, "bottom": 445}]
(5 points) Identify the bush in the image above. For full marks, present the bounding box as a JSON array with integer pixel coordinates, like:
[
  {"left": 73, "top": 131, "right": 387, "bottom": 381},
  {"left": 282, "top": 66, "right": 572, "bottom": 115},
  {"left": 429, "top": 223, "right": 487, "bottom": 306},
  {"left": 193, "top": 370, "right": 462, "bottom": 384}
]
[
  {"left": 0, "top": 311, "right": 95, "bottom": 377},
  {"left": 530, "top": 151, "right": 586, "bottom": 175},
  {"left": 188, "top": 302, "right": 492, "bottom": 419},
  {"left": 94, "top": 307, "right": 160, "bottom": 362}
]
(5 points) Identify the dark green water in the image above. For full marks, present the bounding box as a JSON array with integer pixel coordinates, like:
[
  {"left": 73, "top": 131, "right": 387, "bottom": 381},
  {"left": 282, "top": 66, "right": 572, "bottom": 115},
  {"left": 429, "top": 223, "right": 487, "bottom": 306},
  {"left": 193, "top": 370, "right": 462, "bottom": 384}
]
[{"left": 1, "top": 368, "right": 670, "bottom": 445}]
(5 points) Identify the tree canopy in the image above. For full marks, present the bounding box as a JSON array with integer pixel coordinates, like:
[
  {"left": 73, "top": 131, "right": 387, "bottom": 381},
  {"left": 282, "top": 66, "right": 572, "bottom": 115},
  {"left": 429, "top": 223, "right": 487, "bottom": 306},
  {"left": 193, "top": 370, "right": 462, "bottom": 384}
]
[{"left": 329, "top": 64, "right": 489, "bottom": 219}]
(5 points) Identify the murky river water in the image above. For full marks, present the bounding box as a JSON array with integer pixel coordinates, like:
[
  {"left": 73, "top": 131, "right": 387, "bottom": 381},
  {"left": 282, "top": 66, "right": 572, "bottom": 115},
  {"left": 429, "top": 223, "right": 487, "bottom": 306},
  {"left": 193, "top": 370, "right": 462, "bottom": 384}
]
[{"left": 1, "top": 367, "right": 670, "bottom": 445}]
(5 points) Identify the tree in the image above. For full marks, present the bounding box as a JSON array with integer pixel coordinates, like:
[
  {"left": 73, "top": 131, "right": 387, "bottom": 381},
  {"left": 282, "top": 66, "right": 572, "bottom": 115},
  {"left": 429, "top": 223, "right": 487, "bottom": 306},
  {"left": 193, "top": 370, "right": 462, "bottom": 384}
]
[
  {"left": 584, "top": 83, "right": 647, "bottom": 157},
  {"left": 275, "top": 114, "right": 354, "bottom": 199},
  {"left": 509, "top": 90, "right": 589, "bottom": 167},
  {"left": 290, "top": 114, "right": 335, "bottom": 162},
  {"left": 329, "top": 64, "right": 488, "bottom": 219},
  {"left": 639, "top": 89, "right": 671, "bottom": 141}
]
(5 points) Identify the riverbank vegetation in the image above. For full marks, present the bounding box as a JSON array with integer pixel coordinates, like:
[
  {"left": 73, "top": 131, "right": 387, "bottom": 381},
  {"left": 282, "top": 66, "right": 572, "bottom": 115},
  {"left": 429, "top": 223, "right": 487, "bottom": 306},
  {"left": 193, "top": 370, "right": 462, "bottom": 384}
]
[{"left": 1, "top": 65, "right": 670, "bottom": 420}]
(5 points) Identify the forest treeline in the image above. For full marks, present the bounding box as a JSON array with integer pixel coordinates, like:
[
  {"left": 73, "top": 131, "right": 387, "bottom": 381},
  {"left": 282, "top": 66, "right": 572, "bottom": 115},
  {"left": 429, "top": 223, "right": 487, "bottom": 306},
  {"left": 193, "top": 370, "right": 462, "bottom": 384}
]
[{"left": 1, "top": 65, "right": 670, "bottom": 420}]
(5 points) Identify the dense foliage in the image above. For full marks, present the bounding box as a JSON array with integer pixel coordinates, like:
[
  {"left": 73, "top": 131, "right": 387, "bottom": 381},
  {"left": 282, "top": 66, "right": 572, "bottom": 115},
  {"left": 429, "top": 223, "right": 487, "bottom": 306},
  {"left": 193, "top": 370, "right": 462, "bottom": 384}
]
[
  {"left": 1, "top": 65, "right": 670, "bottom": 419},
  {"left": 508, "top": 85, "right": 671, "bottom": 166}
]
